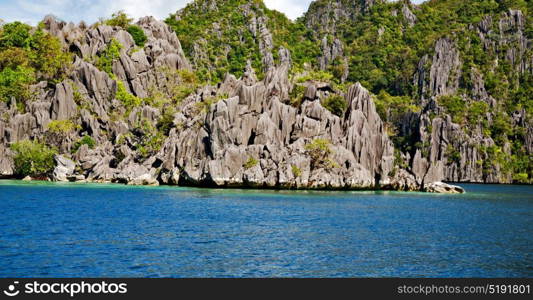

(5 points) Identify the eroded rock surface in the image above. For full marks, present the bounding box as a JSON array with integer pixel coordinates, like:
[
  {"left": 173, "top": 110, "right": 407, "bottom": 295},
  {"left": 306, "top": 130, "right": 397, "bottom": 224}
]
[{"left": 3, "top": 3, "right": 530, "bottom": 193}]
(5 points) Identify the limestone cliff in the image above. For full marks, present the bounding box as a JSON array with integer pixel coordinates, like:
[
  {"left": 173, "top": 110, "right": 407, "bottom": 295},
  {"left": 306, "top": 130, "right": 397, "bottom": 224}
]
[{"left": 0, "top": 0, "right": 529, "bottom": 192}]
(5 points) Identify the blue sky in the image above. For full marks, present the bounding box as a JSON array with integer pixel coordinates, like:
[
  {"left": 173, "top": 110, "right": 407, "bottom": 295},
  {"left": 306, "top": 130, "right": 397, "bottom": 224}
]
[{"left": 0, "top": 0, "right": 426, "bottom": 25}]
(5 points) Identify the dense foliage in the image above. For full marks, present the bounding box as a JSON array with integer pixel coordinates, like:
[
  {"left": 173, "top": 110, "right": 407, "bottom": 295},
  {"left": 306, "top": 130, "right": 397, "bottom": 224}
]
[
  {"left": 0, "top": 0, "right": 530, "bottom": 183},
  {"left": 72, "top": 136, "right": 96, "bottom": 153},
  {"left": 161, "top": 0, "right": 530, "bottom": 182},
  {"left": 0, "top": 21, "right": 70, "bottom": 107},
  {"left": 322, "top": 94, "right": 347, "bottom": 116},
  {"left": 104, "top": 11, "right": 133, "bottom": 28},
  {"left": 166, "top": 0, "right": 318, "bottom": 83},
  {"left": 127, "top": 25, "right": 147, "bottom": 46},
  {"left": 96, "top": 38, "right": 122, "bottom": 75},
  {"left": 317, "top": 0, "right": 531, "bottom": 182}
]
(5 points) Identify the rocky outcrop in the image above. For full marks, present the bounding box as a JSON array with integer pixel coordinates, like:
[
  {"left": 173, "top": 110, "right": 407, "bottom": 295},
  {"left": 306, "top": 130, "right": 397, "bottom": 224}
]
[
  {"left": 318, "top": 37, "right": 347, "bottom": 81},
  {"left": 304, "top": 0, "right": 381, "bottom": 76},
  {"left": 243, "top": 4, "right": 276, "bottom": 72},
  {"left": 147, "top": 63, "right": 396, "bottom": 190},
  {"left": 304, "top": 0, "right": 378, "bottom": 36},
  {"left": 415, "top": 37, "right": 461, "bottom": 101},
  {"left": 174, "top": 0, "right": 279, "bottom": 76},
  {"left": 402, "top": 4, "right": 417, "bottom": 27},
  {"left": 498, "top": 10, "right": 531, "bottom": 74},
  {"left": 52, "top": 155, "right": 76, "bottom": 182},
  {"left": 406, "top": 8, "right": 531, "bottom": 186},
  {"left": 3, "top": 1, "right": 529, "bottom": 192},
  {"left": 424, "top": 182, "right": 465, "bottom": 194}
]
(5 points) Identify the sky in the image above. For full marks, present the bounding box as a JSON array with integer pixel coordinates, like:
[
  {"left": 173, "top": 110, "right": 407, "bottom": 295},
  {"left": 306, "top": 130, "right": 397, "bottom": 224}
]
[{"left": 0, "top": 0, "right": 426, "bottom": 25}]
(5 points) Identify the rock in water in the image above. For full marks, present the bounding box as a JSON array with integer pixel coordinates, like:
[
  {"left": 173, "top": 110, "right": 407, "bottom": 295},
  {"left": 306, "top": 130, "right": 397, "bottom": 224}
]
[
  {"left": 127, "top": 174, "right": 159, "bottom": 186},
  {"left": 424, "top": 182, "right": 465, "bottom": 194}
]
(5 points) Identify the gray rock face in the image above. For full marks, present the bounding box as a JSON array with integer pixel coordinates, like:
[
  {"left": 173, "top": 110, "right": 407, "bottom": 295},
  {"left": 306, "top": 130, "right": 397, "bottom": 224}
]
[
  {"left": 127, "top": 173, "right": 159, "bottom": 186},
  {"left": 386, "top": 169, "right": 419, "bottom": 191},
  {"left": 413, "top": 37, "right": 462, "bottom": 103},
  {"left": 344, "top": 83, "right": 394, "bottom": 183},
  {"left": 318, "top": 37, "right": 348, "bottom": 81},
  {"left": 402, "top": 4, "right": 417, "bottom": 27},
  {"left": 0, "top": 145, "right": 14, "bottom": 176},
  {"left": 72, "top": 57, "right": 115, "bottom": 119},
  {"left": 498, "top": 10, "right": 531, "bottom": 74},
  {"left": 304, "top": 0, "right": 375, "bottom": 36},
  {"left": 409, "top": 114, "right": 507, "bottom": 185},
  {"left": 1, "top": 6, "right": 527, "bottom": 192},
  {"left": 52, "top": 155, "right": 76, "bottom": 182},
  {"left": 406, "top": 10, "right": 531, "bottom": 186},
  {"left": 51, "top": 82, "right": 78, "bottom": 121},
  {"left": 148, "top": 64, "right": 395, "bottom": 190},
  {"left": 428, "top": 38, "right": 461, "bottom": 98}
]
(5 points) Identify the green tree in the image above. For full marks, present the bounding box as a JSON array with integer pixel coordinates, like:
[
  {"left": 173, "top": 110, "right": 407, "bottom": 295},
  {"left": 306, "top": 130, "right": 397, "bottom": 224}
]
[
  {"left": 0, "top": 22, "right": 70, "bottom": 109},
  {"left": 243, "top": 157, "right": 259, "bottom": 169},
  {"left": 96, "top": 38, "right": 123, "bottom": 75},
  {"left": 105, "top": 11, "right": 132, "bottom": 28},
  {"left": 10, "top": 140, "right": 57, "bottom": 177},
  {"left": 437, "top": 95, "right": 466, "bottom": 123},
  {"left": 72, "top": 135, "right": 96, "bottom": 153},
  {"left": 116, "top": 80, "right": 142, "bottom": 111},
  {"left": 46, "top": 120, "right": 78, "bottom": 149},
  {"left": 0, "top": 66, "right": 35, "bottom": 104},
  {"left": 127, "top": 25, "right": 147, "bottom": 47},
  {"left": 0, "top": 22, "right": 31, "bottom": 48},
  {"left": 305, "top": 138, "right": 335, "bottom": 169},
  {"left": 27, "top": 29, "right": 71, "bottom": 80},
  {"left": 0, "top": 47, "right": 30, "bottom": 69},
  {"left": 291, "top": 165, "right": 302, "bottom": 177},
  {"left": 47, "top": 120, "right": 77, "bottom": 134},
  {"left": 133, "top": 120, "right": 164, "bottom": 159},
  {"left": 322, "top": 94, "right": 347, "bottom": 116},
  {"left": 156, "top": 108, "right": 176, "bottom": 136},
  {"left": 374, "top": 90, "right": 419, "bottom": 126}
]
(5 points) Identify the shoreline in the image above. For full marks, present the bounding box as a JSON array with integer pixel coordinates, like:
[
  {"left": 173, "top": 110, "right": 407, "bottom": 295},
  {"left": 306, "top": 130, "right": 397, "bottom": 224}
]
[{"left": 0, "top": 177, "right": 475, "bottom": 193}]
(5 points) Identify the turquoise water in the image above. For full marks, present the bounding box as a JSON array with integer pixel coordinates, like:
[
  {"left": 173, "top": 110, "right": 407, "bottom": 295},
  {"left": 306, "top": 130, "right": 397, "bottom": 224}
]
[{"left": 0, "top": 180, "right": 531, "bottom": 277}]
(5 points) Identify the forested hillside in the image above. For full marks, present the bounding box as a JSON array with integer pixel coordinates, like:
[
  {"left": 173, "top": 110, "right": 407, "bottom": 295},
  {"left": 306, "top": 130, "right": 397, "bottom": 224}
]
[
  {"left": 166, "top": 0, "right": 531, "bottom": 184},
  {"left": 0, "top": 0, "right": 530, "bottom": 190}
]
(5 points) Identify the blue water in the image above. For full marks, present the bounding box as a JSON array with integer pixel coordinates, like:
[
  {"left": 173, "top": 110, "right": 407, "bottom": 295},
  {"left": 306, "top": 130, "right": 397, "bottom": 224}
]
[{"left": 0, "top": 181, "right": 531, "bottom": 278}]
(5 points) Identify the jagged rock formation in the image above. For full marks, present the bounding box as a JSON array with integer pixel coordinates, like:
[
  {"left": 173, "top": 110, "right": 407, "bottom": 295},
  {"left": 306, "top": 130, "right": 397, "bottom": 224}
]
[
  {"left": 52, "top": 155, "right": 76, "bottom": 182},
  {"left": 0, "top": 0, "right": 530, "bottom": 191},
  {"left": 408, "top": 7, "right": 531, "bottom": 184},
  {"left": 415, "top": 37, "right": 462, "bottom": 101},
  {"left": 143, "top": 64, "right": 398, "bottom": 189},
  {"left": 0, "top": 13, "right": 412, "bottom": 191},
  {"left": 302, "top": 0, "right": 531, "bottom": 185},
  {"left": 166, "top": 0, "right": 294, "bottom": 81},
  {"left": 304, "top": 0, "right": 378, "bottom": 35},
  {"left": 303, "top": 0, "right": 379, "bottom": 79}
]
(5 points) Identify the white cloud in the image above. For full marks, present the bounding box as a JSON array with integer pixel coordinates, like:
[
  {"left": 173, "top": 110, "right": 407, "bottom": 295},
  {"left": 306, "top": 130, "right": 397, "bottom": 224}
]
[
  {"left": 105, "top": 0, "right": 188, "bottom": 22},
  {"left": 262, "top": 0, "right": 427, "bottom": 20},
  {"left": 264, "top": 0, "right": 313, "bottom": 20},
  {"left": 0, "top": 0, "right": 189, "bottom": 25},
  {"left": 0, "top": 0, "right": 428, "bottom": 25}
]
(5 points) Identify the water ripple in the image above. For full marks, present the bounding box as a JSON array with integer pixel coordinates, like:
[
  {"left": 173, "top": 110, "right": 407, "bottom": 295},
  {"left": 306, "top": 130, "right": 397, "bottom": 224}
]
[{"left": 0, "top": 181, "right": 531, "bottom": 277}]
